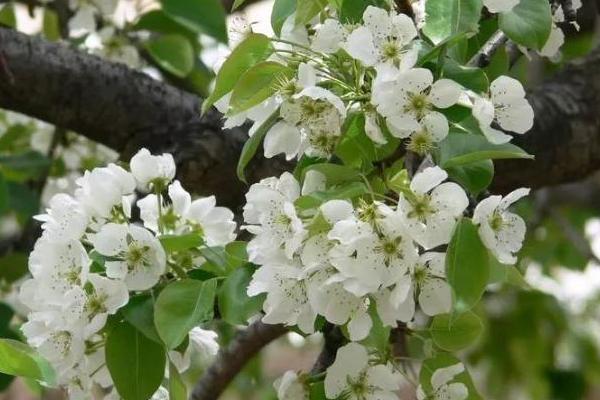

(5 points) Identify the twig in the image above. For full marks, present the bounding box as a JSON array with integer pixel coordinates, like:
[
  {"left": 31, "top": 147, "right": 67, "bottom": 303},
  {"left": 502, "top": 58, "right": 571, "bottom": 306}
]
[
  {"left": 190, "top": 321, "right": 287, "bottom": 400},
  {"left": 310, "top": 324, "right": 346, "bottom": 374},
  {"left": 468, "top": 30, "right": 509, "bottom": 68}
]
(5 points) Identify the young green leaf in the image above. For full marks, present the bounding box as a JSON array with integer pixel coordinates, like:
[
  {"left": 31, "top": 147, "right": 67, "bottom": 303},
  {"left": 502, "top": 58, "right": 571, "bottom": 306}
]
[
  {"left": 159, "top": 233, "right": 203, "bottom": 253},
  {"left": 218, "top": 266, "right": 264, "bottom": 325},
  {"left": 302, "top": 163, "right": 361, "bottom": 185},
  {"left": 106, "top": 321, "right": 166, "bottom": 400},
  {"left": 498, "top": 0, "right": 552, "bottom": 50},
  {"left": 154, "top": 279, "right": 217, "bottom": 349},
  {"left": 145, "top": 34, "right": 195, "bottom": 78},
  {"left": 296, "top": 0, "right": 327, "bottom": 26},
  {"left": 169, "top": 363, "right": 187, "bottom": 400},
  {"left": 339, "top": 0, "right": 387, "bottom": 23},
  {"left": 229, "top": 61, "right": 292, "bottom": 114},
  {"left": 161, "top": 0, "right": 228, "bottom": 43},
  {"left": 271, "top": 0, "right": 297, "bottom": 36},
  {"left": 231, "top": 0, "right": 248, "bottom": 11},
  {"left": 430, "top": 311, "right": 483, "bottom": 351},
  {"left": 438, "top": 132, "right": 533, "bottom": 168},
  {"left": 0, "top": 339, "right": 55, "bottom": 385},
  {"left": 446, "top": 219, "right": 490, "bottom": 312},
  {"left": 203, "top": 33, "right": 273, "bottom": 113},
  {"left": 120, "top": 294, "right": 162, "bottom": 343},
  {"left": 237, "top": 110, "right": 280, "bottom": 182},
  {"left": 446, "top": 159, "right": 494, "bottom": 195},
  {"left": 423, "top": 0, "right": 483, "bottom": 44},
  {"left": 442, "top": 60, "right": 489, "bottom": 93},
  {"left": 294, "top": 182, "right": 368, "bottom": 210}
]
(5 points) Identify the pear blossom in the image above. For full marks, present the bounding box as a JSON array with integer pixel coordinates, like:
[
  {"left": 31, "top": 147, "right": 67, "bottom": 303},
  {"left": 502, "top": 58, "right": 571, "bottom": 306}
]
[
  {"left": 274, "top": 371, "right": 309, "bottom": 400},
  {"left": 344, "top": 6, "right": 418, "bottom": 70},
  {"left": 311, "top": 19, "right": 348, "bottom": 54},
  {"left": 34, "top": 194, "right": 89, "bottom": 242},
  {"left": 473, "top": 188, "right": 530, "bottom": 264},
  {"left": 482, "top": 0, "right": 520, "bottom": 14},
  {"left": 130, "top": 148, "right": 176, "bottom": 191},
  {"left": 248, "top": 262, "right": 316, "bottom": 333},
  {"left": 376, "top": 252, "right": 451, "bottom": 326},
  {"left": 397, "top": 166, "right": 469, "bottom": 249},
  {"left": 373, "top": 68, "right": 461, "bottom": 144},
  {"left": 75, "top": 163, "right": 135, "bottom": 220},
  {"left": 472, "top": 76, "right": 534, "bottom": 144},
  {"left": 90, "top": 223, "right": 166, "bottom": 290},
  {"left": 137, "top": 180, "right": 236, "bottom": 246},
  {"left": 416, "top": 363, "right": 469, "bottom": 400},
  {"left": 325, "top": 343, "right": 400, "bottom": 400},
  {"left": 244, "top": 172, "right": 307, "bottom": 262},
  {"left": 82, "top": 274, "right": 129, "bottom": 336},
  {"left": 68, "top": 0, "right": 118, "bottom": 37},
  {"left": 170, "top": 327, "right": 219, "bottom": 372}
]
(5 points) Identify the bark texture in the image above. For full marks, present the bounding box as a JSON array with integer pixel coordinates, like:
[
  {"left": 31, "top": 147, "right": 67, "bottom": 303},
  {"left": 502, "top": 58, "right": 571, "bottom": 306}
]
[{"left": 2, "top": 27, "right": 600, "bottom": 211}]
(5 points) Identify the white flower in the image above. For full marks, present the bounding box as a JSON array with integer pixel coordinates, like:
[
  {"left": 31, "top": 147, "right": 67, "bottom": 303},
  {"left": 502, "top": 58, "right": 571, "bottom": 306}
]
[
  {"left": 82, "top": 274, "right": 129, "bottom": 336},
  {"left": 75, "top": 163, "right": 135, "bottom": 220},
  {"left": 138, "top": 180, "right": 236, "bottom": 246},
  {"left": 329, "top": 203, "right": 418, "bottom": 297},
  {"left": 376, "top": 252, "right": 451, "bottom": 326},
  {"left": 397, "top": 167, "right": 468, "bottom": 249},
  {"left": 473, "top": 188, "right": 530, "bottom": 264},
  {"left": 344, "top": 6, "right": 418, "bottom": 70},
  {"left": 325, "top": 343, "right": 400, "bottom": 400},
  {"left": 34, "top": 194, "right": 89, "bottom": 242},
  {"left": 130, "top": 148, "right": 176, "bottom": 191},
  {"left": 84, "top": 27, "right": 140, "bottom": 68},
  {"left": 248, "top": 262, "right": 316, "bottom": 333},
  {"left": 301, "top": 234, "right": 371, "bottom": 341},
  {"left": 416, "top": 363, "right": 468, "bottom": 400},
  {"left": 472, "top": 76, "right": 534, "bottom": 144},
  {"left": 90, "top": 223, "right": 166, "bottom": 291},
  {"left": 170, "top": 327, "right": 219, "bottom": 372},
  {"left": 274, "top": 371, "right": 309, "bottom": 400},
  {"left": 482, "top": 0, "right": 520, "bottom": 14},
  {"left": 244, "top": 172, "right": 307, "bottom": 262},
  {"left": 26, "top": 238, "right": 90, "bottom": 305},
  {"left": 373, "top": 68, "right": 461, "bottom": 143},
  {"left": 311, "top": 19, "right": 348, "bottom": 54}
]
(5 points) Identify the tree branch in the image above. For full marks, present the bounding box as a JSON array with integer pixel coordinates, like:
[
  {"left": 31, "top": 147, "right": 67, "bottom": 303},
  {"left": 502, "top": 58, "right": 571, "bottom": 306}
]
[
  {"left": 190, "top": 321, "right": 287, "bottom": 400},
  {"left": 310, "top": 324, "right": 346, "bottom": 375}
]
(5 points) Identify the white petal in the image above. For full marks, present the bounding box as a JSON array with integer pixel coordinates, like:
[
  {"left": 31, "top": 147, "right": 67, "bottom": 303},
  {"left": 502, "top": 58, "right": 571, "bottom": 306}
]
[
  {"left": 311, "top": 19, "right": 346, "bottom": 53},
  {"left": 422, "top": 112, "right": 449, "bottom": 142},
  {"left": 344, "top": 27, "right": 379, "bottom": 66},
  {"left": 430, "top": 182, "right": 469, "bottom": 217},
  {"left": 320, "top": 200, "right": 354, "bottom": 224},
  {"left": 366, "top": 364, "right": 400, "bottom": 391},
  {"left": 296, "top": 87, "right": 347, "bottom": 118},
  {"left": 540, "top": 24, "right": 565, "bottom": 58},
  {"left": 365, "top": 112, "right": 388, "bottom": 144},
  {"left": 301, "top": 170, "right": 326, "bottom": 195},
  {"left": 410, "top": 166, "right": 448, "bottom": 195},
  {"left": 363, "top": 6, "right": 392, "bottom": 39},
  {"left": 419, "top": 278, "right": 452, "bottom": 316},
  {"left": 386, "top": 114, "right": 420, "bottom": 138},
  {"left": 429, "top": 79, "right": 462, "bottom": 109},
  {"left": 472, "top": 195, "right": 502, "bottom": 225},
  {"left": 483, "top": 0, "right": 519, "bottom": 13},
  {"left": 472, "top": 97, "right": 495, "bottom": 126},
  {"left": 348, "top": 309, "right": 372, "bottom": 341},
  {"left": 495, "top": 98, "right": 534, "bottom": 134},
  {"left": 91, "top": 223, "right": 127, "bottom": 256},
  {"left": 298, "top": 63, "right": 317, "bottom": 88},
  {"left": 499, "top": 188, "right": 530, "bottom": 210},
  {"left": 168, "top": 180, "right": 191, "bottom": 216},
  {"left": 263, "top": 121, "right": 301, "bottom": 160},
  {"left": 431, "top": 363, "right": 464, "bottom": 390},
  {"left": 325, "top": 343, "right": 369, "bottom": 398},
  {"left": 391, "top": 13, "right": 418, "bottom": 43},
  {"left": 480, "top": 124, "right": 513, "bottom": 144},
  {"left": 491, "top": 75, "right": 526, "bottom": 102}
]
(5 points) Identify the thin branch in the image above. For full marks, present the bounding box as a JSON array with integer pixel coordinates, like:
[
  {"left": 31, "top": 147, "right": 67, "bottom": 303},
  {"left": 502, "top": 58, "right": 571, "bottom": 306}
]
[
  {"left": 310, "top": 324, "right": 346, "bottom": 375},
  {"left": 190, "top": 321, "right": 287, "bottom": 400},
  {"left": 468, "top": 30, "right": 509, "bottom": 68}
]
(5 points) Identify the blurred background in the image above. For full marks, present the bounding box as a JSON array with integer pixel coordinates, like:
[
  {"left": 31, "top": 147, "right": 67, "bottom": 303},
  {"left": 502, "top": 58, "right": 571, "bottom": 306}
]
[{"left": 1, "top": 0, "right": 600, "bottom": 399}]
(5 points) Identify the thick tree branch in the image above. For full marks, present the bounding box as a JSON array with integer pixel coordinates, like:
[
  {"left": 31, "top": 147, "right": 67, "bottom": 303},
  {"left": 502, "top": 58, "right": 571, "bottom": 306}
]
[
  {"left": 190, "top": 321, "right": 287, "bottom": 400},
  {"left": 2, "top": 26, "right": 600, "bottom": 210}
]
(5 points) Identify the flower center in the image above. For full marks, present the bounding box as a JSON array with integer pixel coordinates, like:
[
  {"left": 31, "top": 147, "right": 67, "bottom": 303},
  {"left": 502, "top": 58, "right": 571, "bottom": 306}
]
[
  {"left": 489, "top": 211, "right": 504, "bottom": 232},
  {"left": 357, "top": 200, "right": 378, "bottom": 223},
  {"left": 408, "top": 195, "right": 435, "bottom": 221},
  {"left": 407, "top": 93, "right": 431, "bottom": 119},
  {"left": 86, "top": 292, "right": 108, "bottom": 316},
  {"left": 382, "top": 40, "right": 401, "bottom": 62},
  {"left": 125, "top": 242, "right": 150, "bottom": 270},
  {"left": 407, "top": 130, "right": 434, "bottom": 155}
]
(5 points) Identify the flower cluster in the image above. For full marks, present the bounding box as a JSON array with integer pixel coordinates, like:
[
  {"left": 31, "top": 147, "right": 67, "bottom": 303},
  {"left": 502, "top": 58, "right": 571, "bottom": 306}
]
[{"left": 19, "top": 148, "right": 234, "bottom": 398}]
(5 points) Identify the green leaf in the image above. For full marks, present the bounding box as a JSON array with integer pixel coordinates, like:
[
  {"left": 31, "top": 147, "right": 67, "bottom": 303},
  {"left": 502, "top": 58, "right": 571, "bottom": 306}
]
[
  {"left": 168, "top": 363, "right": 187, "bottom": 400},
  {"left": 302, "top": 163, "right": 361, "bottom": 186},
  {"left": 218, "top": 266, "right": 264, "bottom": 325},
  {"left": 339, "top": 0, "right": 387, "bottom": 24},
  {"left": 498, "top": 0, "right": 552, "bottom": 50},
  {"left": 488, "top": 257, "right": 529, "bottom": 288},
  {"left": 237, "top": 110, "right": 280, "bottom": 182},
  {"left": 296, "top": 0, "right": 327, "bottom": 25},
  {"left": 271, "top": 0, "right": 297, "bottom": 36},
  {"left": 203, "top": 33, "right": 273, "bottom": 113},
  {"left": 161, "top": 0, "right": 227, "bottom": 43},
  {"left": 0, "top": 253, "right": 28, "bottom": 284},
  {"left": 423, "top": 0, "right": 483, "bottom": 44},
  {"left": 442, "top": 60, "right": 489, "bottom": 93},
  {"left": 430, "top": 311, "right": 483, "bottom": 351},
  {"left": 133, "top": 10, "right": 198, "bottom": 47},
  {"left": 121, "top": 294, "right": 162, "bottom": 343},
  {"left": 145, "top": 34, "right": 195, "bottom": 78},
  {"left": 446, "top": 160, "right": 494, "bottom": 195},
  {"left": 446, "top": 219, "right": 490, "bottom": 312},
  {"left": 0, "top": 339, "right": 55, "bottom": 385},
  {"left": 231, "top": 0, "right": 248, "bottom": 10},
  {"left": 0, "top": 4, "right": 16, "bottom": 28},
  {"left": 439, "top": 132, "right": 533, "bottom": 168},
  {"left": 0, "top": 173, "right": 8, "bottom": 214},
  {"left": 0, "top": 303, "right": 14, "bottom": 336},
  {"left": 419, "top": 353, "right": 482, "bottom": 399},
  {"left": 106, "top": 321, "right": 166, "bottom": 400},
  {"left": 7, "top": 182, "right": 39, "bottom": 224},
  {"left": 159, "top": 233, "right": 203, "bottom": 253},
  {"left": 295, "top": 182, "right": 368, "bottom": 210},
  {"left": 154, "top": 279, "right": 217, "bottom": 349},
  {"left": 229, "top": 62, "right": 293, "bottom": 114},
  {"left": 43, "top": 9, "right": 61, "bottom": 41},
  {"left": 0, "top": 151, "right": 50, "bottom": 182}
]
